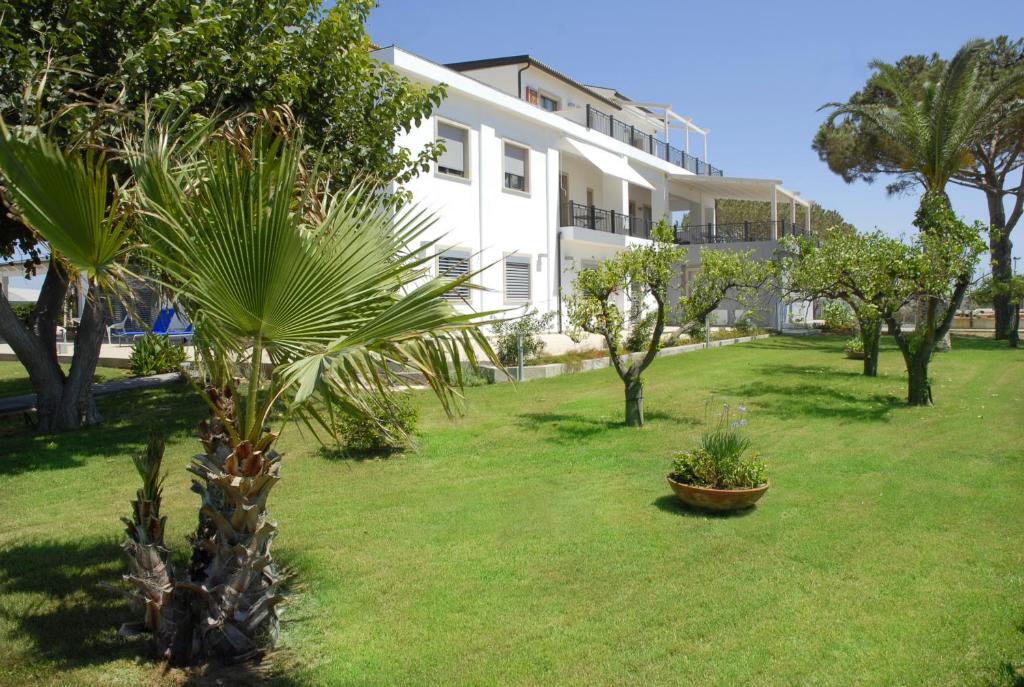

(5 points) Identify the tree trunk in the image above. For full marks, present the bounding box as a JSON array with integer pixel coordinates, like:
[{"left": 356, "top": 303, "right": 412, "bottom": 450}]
[
  {"left": 986, "top": 191, "right": 1016, "bottom": 340},
  {"left": 624, "top": 378, "right": 644, "bottom": 427},
  {"left": 859, "top": 314, "right": 881, "bottom": 377},
  {"left": 906, "top": 354, "right": 932, "bottom": 406},
  {"left": 0, "top": 268, "right": 105, "bottom": 433},
  {"left": 1010, "top": 298, "right": 1021, "bottom": 349}
]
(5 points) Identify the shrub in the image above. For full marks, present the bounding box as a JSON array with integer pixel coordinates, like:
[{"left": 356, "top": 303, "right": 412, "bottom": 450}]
[
  {"left": 823, "top": 300, "right": 856, "bottom": 333},
  {"left": 490, "top": 308, "right": 555, "bottom": 367},
  {"left": 129, "top": 333, "right": 187, "bottom": 376},
  {"left": 334, "top": 393, "right": 418, "bottom": 454},
  {"left": 732, "top": 312, "right": 761, "bottom": 336},
  {"left": 11, "top": 302, "right": 34, "bottom": 323},
  {"left": 669, "top": 398, "right": 766, "bottom": 489},
  {"left": 624, "top": 311, "right": 657, "bottom": 352},
  {"left": 844, "top": 336, "right": 864, "bottom": 355}
]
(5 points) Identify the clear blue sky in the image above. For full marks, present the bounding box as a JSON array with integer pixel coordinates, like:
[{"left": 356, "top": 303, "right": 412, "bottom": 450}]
[{"left": 368, "top": 0, "right": 1024, "bottom": 268}]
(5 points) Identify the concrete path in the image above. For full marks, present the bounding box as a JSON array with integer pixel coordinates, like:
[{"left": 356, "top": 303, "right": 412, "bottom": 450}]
[{"left": 0, "top": 372, "right": 183, "bottom": 416}]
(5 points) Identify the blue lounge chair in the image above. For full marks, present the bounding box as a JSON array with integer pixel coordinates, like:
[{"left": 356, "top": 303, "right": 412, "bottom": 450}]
[{"left": 107, "top": 308, "right": 178, "bottom": 344}]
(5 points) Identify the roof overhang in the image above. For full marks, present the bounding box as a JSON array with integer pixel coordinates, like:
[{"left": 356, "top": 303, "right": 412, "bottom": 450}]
[
  {"left": 563, "top": 138, "right": 655, "bottom": 190},
  {"left": 667, "top": 174, "right": 811, "bottom": 206}
]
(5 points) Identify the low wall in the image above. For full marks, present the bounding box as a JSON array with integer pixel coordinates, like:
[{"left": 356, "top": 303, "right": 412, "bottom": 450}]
[{"left": 479, "top": 333, "right": 771, "bottom": 384}]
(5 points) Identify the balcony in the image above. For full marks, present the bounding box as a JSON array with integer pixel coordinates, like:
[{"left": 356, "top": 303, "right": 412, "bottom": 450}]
[
  {"left": 674, "top": 220, "right": 809, "bottom": 245},
  {"left": 586, "top": 105, "right": 723, "bottom": 177},
  {"left": 560, "top": 201, "right": 654, "bottom": 239}
]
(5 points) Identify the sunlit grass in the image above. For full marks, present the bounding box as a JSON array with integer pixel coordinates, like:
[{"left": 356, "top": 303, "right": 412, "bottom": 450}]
[{"left": 1, "top": 336, "right": 1022, "bottom": 685}]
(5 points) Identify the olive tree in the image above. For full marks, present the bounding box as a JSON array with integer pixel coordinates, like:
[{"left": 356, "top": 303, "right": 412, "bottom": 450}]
[
  {"left": 674, "top": 248, "right": 776, "bottom": 334},
  {"left": 782, "top": 230, "right": 915, "bottom": 377},
  {"left": 564, "top": 222, "right": 684, "bottom": 427}
]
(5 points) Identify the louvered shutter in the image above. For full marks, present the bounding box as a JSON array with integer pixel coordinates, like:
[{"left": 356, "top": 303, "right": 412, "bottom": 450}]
[
  {"left": 504, "top": 255, "right": 530, "bottom": 302},
  {"left": 438, "top": 250, "right": 470, "bottom": 301}
]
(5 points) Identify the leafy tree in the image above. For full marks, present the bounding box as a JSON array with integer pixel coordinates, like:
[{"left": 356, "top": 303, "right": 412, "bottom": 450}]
[
  {"left": 564, "top": 222, "right": 684, "bottom": 426},
  {"left": 490, "top": 308, "right": 555, "bottom": 367},
  {"left": 0, "top": 0, "right": 445, "bottom": 431},
  {"left": 972, "top": 274, "right": 1024, "bottom": 347},
  {"left": 884, "top": 197, "right": 985, "bottom": 404},
  {"left": 814, "top": 37, "right": 1024, "bottom": 340},
  {"left": 674, "top": 248, "right": 776, "bottom": 332},
  {"left": 564, "top": 226, "right": 771, "bottom": 426},
  {"left": 712, "top": 199, "right": 855, "bottom": 235},
  {"left": 783, "top": 231, "right": 916, "bottom": 376}
]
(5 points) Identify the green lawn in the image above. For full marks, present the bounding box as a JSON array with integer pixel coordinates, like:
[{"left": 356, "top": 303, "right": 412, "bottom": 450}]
[
  {"left": 0, "top": 361, "right": 129, "bottom": 398},
  {"left": 1, "top": 336, "right": 1022, "bottom": 686}
]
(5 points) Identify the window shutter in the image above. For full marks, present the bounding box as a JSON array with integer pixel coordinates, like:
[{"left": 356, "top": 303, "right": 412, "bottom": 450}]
[
  {"left": 504, "top": 145, "right": 526, "bottom": 177},
  {"left": 438, "top": 250, "right": 470, "bottom": 301},
  {"left": 504, "top": 255, "right": 530, "bottom": 301},
  {"left": 437, "top": 123, "right": 466, "bottom": 176}
]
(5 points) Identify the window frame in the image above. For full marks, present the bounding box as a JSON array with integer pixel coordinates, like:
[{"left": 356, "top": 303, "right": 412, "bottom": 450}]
[
  {"left": 501, "top": 139, "right": 531, "bottom": 196},
  {"left": 434, "top": 118, "right": 472, "bottom": 182},
  {"left": 502, "top": 252, "right": 532, "bottom": 304},
  {"left": 538, "top": 91, "right": 560, "bottom": 113}
]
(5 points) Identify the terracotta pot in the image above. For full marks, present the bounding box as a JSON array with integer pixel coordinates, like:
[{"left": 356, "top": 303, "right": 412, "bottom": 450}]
[
  {"left": 666, "top": 475, "right": 769, "bottom": 511},
  {"left": 846, "top": 350, "right": 866, "bottom": 360}
]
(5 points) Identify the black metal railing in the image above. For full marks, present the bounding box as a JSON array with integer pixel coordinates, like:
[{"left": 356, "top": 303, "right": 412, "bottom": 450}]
[
  {"left": 561, "top": 201, "right": 654, "bottom": 239},
  {"left": 586, "top": 105, "right": 724, "bottom": 177},
  {"left": 673, "top": 220, "right": 808, "bottom": 244}
]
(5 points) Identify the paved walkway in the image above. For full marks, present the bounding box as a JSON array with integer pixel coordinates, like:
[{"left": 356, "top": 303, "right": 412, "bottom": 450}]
[{"left": 0, "top": 372, "right": 183, "bottom": 416}]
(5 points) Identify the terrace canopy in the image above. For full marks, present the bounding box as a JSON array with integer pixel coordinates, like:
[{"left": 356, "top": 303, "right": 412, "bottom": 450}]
[{"left": 561, "top": 137, "right": 655, "bottom": 190}]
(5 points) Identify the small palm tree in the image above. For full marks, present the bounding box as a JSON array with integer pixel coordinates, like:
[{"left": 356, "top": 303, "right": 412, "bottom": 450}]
[
  {"left": 129, "top": 120, "right": 498, "bottom": 664},
  {"left": 1, "top": 116, "right": 499, "bottom": 665}
]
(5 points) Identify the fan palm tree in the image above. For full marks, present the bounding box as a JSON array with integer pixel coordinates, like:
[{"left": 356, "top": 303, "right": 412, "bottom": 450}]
[
  {"left": 127, "top": 119, "right": 499, "bottom": 664},
  {"left": 2, "top": 115, "right": 500, "bottom": 665}
]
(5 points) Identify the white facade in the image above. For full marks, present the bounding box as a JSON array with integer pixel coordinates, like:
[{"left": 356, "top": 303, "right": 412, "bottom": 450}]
[{"left": 373, "top": 47, "right": 813, "bottom": 330}]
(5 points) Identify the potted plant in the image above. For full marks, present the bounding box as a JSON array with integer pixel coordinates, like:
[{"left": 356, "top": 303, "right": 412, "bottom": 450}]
[
  {"left": 666, "top": 399, "right": 768, "bottom": 511},
  {"left": 844, "top": 336, "right": 866, "bottom": 360}
]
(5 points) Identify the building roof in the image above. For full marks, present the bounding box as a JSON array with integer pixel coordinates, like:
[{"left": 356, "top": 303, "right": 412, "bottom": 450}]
[{"left": 444, "top": 55, "right": 622, "bottom": 111}]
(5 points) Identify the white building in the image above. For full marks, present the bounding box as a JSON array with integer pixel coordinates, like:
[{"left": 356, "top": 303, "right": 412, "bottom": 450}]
[{"left": 374, "top": 48, "right": 814, "bottom": 333}]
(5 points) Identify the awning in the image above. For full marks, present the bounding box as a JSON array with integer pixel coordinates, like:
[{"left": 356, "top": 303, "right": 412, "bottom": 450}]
[
  {"left": 562, "top": 138, "right": 655, "bottom": 190},
  {"left": 667, "top": 174, "right": 811, "bottom": 207}
]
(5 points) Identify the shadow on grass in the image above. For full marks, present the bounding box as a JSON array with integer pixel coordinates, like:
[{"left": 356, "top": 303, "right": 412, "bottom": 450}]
[
  {"left": 720, "top": 379, "right": 905, "bottom": 423},
  {"left": 516, "top": 409, "right": 695, "bottom": 444},
  {"left": 0, "top": 537, "right": 138, "bottom": 670},
  {"left": 0, "top": 385, "right": 204, "bottom": 477},
  {"left": 651, "top": 494, "right": 758, "bottom": 519},
  {"left": 0, "top": 537, "right": 307, "bottom": 686}
]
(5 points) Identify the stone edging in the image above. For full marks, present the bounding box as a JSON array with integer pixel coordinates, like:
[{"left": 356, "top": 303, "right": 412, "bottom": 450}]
[{"left": 480, "top": 333, "right": 772, "bottom": 383}]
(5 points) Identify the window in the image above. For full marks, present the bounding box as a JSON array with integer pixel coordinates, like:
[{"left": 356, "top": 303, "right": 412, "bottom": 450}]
[
  {"left": 503, "top": 142, "right": 529, "bottom": 192},
  {"left": 539, "top": 93, "right": 559, "bottom": 112},
  {"left": 436, "top": 122, "right": 469, "bottom": 178},
  {"left": 504, "top": 255, "right": 530, "bottom": 302},
  {"left": 437, "top": 249, "right": 471, "bottom": 301}
]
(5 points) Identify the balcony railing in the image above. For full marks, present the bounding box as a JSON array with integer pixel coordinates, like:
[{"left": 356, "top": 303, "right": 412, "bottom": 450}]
[
  {"left": 674, "top": 220, "right": 808, "bottom": 244},
  {"left": 586, "top": 105, "right": 724, "bottom": 177},
  {"left": 561, "top": 201, "right": 653, "bottom": 239}
]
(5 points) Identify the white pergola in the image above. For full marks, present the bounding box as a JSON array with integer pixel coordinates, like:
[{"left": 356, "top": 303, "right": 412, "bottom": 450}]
[
  {"left": 624, "top": 102, "right": 710, "bottom": 165},
  {"left": 666, "top": 174, "right": 813, "bottom": 238}
]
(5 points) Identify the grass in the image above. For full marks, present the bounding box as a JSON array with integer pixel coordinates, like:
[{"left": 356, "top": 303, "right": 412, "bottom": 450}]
[
  {"left": 0, "top": 335, "right": 1022, "bottom": 686},
  {"left": 0, "top": 362, "right": 129, "bottom": 398}
]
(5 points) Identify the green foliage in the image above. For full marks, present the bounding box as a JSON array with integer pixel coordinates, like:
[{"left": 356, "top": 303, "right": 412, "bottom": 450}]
[
  {"left": 10, "top": 302, "right": 33, "bottom": 323},
  {"left": 490, "top": 308, "right": 555, "bottom": 367},
  {"left": 676, "top": 249, "right": 774, "bottom": 329},
  {"left": 0, "top": 0, "right": 446, "bottom": 261},
  {"left": 670, "top": 398, "right": 766, "bottom": 489},
  {"left": 818, "top": 38, "right": 1024, "bottom": 195},
  {"left": 713, "top": 198, "right": 855, "bottom": 235},
  {"left": 624, "top": 311, "right": 657, "bottom": 353},
  {"left": 333, "top": 393, "right": 418, "bottom": 454},
  {"left": 823, "top": 300, "right": 856, "bottom": 333},
  {"left": 128, "top": 333, "right": 186, "bottom": 376},
  {"left": 972, "top": 274, "right": 1024, "bottom": 306},
  {"left": 844, "top": 337, "right": 865, "bottom": 355}
]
